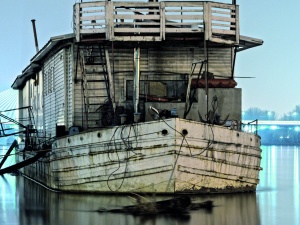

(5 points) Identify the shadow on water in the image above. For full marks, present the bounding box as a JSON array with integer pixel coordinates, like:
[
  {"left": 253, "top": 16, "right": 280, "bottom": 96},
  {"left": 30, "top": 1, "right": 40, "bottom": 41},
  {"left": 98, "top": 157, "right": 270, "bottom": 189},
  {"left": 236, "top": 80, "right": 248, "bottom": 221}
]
[{"left": 0, "top": 174, "right": 261, "bottom": 225}]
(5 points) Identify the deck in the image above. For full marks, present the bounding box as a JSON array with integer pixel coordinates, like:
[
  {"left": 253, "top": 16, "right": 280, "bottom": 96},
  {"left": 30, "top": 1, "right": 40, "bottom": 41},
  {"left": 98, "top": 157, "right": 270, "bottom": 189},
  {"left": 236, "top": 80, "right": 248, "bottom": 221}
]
[{"left": 73, "top": 1, "right": 239, "bottom": 45}]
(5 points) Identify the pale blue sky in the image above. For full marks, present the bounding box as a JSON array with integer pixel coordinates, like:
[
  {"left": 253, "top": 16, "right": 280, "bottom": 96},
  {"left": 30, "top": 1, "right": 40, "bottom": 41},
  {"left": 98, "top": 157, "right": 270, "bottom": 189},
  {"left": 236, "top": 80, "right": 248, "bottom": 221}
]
[{"left": 0, "top": 0, "right": 299, "bottom": 116}]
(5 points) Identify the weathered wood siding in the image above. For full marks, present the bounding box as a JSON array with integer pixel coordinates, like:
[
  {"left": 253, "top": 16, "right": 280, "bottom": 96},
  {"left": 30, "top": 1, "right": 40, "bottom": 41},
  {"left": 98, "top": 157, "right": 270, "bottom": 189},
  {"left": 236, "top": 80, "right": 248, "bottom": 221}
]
[
  {"left": 33, "top": 71, "right": 44, "bottom": 134},
  {"left": 108, "top": 44, "right": 232, "bottom": 104},
  {"left": 73, "top": 45, "right": 84, "bottom": 128},
  {"left": 72, "top": 43, "right": 232, "bottom": 128},
  {"left": 17, "top": 72, "right": 44, "bottom": 139},
  {"left": 19, "top": 83, "right": 30, "bottom": 128},
  {"left": 43, "top": 49, "right": 66, "bottom": 138},
  {"left": 65, "top": 46, "right": 74, "bottom": 129},
  {"left": 147, "top": 46, "right": 231, "bottom": 77}
]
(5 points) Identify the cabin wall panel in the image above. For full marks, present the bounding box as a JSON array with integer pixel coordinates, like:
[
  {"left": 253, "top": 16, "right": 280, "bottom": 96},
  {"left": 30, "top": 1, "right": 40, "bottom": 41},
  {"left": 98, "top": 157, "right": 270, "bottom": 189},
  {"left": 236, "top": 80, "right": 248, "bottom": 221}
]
[
  {"left": 19, "top": 84, "right": 29, "bottom": 129},
  {"left": 54, "top": 50, "right": 65, "bottom": 126},
  {"left": 43, "top": 49, "right": 66, "bottom": 138},
  {"left": 66, "top": 46, "right": 74, "bottom": 129},
  {"left": 71, "top": 43, "right": 232, "bottom": 128},
  {"left": 33, "top": 71, "right": 44, "bottom": 135},
  {"left": 105, "top": 44, "right": 232, "bottom": 108},
  {"left": 73, "top": 83, "right": 83, "bottom": 127},
  {"left": 108, "top": 48, "right": 134, "bottom": 104},
  {"left": 208, "top": 48, "right": 232, "bottom": 77}
]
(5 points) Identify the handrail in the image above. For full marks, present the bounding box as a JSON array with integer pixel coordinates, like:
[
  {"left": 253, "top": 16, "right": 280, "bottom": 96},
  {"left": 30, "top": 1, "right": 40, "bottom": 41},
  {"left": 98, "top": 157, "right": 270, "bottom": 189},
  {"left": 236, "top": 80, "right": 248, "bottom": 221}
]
[
  {"left": 73, "top": 1, "right": 239, "bottom": 44},
  {"left": 242, "top": 119, "right": 258, "bottom": 135}
]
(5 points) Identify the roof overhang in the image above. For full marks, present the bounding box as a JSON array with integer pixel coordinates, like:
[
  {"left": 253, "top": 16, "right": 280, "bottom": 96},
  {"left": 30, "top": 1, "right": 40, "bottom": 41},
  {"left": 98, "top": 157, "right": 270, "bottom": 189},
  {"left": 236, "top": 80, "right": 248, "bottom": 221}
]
[
  {"left": 11, "top": 33, "right": 74, "bottom": 90},
  {"left": 237, "top": 35, "right": 263, "bottom": 52}
]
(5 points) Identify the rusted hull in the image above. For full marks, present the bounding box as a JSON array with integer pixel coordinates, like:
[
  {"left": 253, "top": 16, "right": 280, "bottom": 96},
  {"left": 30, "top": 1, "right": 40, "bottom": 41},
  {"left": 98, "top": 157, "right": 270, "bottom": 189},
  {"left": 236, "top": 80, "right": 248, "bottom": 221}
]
[{"left": 19, "top": 118, "right": 262, "bottom": 194}]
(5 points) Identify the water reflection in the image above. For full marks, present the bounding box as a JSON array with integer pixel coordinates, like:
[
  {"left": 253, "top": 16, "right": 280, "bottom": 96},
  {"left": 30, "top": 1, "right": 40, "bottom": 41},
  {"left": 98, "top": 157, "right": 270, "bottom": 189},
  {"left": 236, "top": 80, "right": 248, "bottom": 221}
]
[
  {"left": 257, "top": 146, "right": 300, "bottom": 225},
  {"left": 0, "top": 175, "right": 18, "bottom": 225},
  {"left": 0, "top": 174, "right": 260, "bottom": 225},
  {"left": 1, "top": 146, "right": 299, "bottom": 225}
]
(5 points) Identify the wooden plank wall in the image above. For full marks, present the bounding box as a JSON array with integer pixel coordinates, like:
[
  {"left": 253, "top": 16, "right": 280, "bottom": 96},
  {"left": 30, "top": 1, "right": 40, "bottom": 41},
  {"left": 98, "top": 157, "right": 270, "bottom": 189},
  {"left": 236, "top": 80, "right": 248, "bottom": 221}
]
[
  {"left": 33, "top": 71, "right": 44, "bottom": 136},
  {"left": 72, "top": 43, "right": 232, "bottom": 128},
  {"left": 20, "top": 83, "right": 30, "bottom": 129},
  {"left": 20, "top": 42, "right": 232, "bottom": 133},
  {"left": 73, "top": 45, "right": 84, "bottom": 128},
  {"left": 65, "top": 46, "right": 74, "bottom": 130},
  {"left": 43, "top": 49, "right": 66, "bottom": 138}
]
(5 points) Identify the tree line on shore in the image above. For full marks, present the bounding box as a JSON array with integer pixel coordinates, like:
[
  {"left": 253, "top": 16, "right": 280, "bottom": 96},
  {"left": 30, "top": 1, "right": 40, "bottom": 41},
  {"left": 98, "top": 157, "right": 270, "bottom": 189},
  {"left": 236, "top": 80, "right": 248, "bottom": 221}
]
[
  {"left": 242, "top": 105, "right": 300, "bottom": 121},
  {"left": 242, "top": 105, "right": 300, "bottom": 145}
]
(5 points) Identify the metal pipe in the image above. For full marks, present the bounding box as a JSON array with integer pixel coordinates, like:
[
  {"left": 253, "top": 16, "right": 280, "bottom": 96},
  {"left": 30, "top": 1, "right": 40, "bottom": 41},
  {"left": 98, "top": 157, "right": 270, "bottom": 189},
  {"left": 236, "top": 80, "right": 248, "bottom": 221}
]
[
  {"left": 31, "top": 19, "right": 39, "bottom": 53},
  {"left": 204, "top": 39, "right": 209, "bottom": 116},
  {"left": 0, "top": 140, "right": 18, "bottom": 169},
  {"left": 133, "top": 47, "right": 140, "bottom": 114}
]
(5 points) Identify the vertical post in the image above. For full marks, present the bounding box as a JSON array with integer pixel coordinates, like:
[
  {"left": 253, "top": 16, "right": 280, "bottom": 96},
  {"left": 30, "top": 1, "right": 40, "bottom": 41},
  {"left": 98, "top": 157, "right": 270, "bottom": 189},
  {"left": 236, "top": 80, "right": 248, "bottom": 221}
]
[
  {"left": 204, "top": 39, "right": 209, "bottom": 116},
  {"left": 231, "top": 1, "right": 239, "bottom": 76},
  {"left": 184, "top": 63, "right": 197, "bottom": 119},
  {"left": 133, "top": 47, "right": 141, "bottom": 122},
  {"left": 160, "top": 2, "right": 165, "bottom": 41},
  {"left": 203, "top": 2, "right": 211, "bottom": 41},
  {"left": 105, "top": 49, "right": 115, "bottom": 115},
  {"left": 106, "top": 1, "right": 114, "bottom": 40},
  {"left": 235, "top": 5, "right": 240, "bottom": 45},
  {"left": 74, "top": 4, "right": 81, "bottom": 42}
]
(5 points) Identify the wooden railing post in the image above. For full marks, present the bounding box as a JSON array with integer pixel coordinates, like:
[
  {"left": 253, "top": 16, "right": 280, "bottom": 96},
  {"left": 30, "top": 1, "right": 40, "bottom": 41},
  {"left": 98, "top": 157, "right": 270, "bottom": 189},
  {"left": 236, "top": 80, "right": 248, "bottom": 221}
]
[
  {"left": 235, "top": 5, "right": 240, "bottom": 45},
  {"left": 203, "top": 2, "right": 212, "bottom": 41},
  {"left": 160, "top": 2, "right": 165, "bottom": 41},
  {"left": 73, "top": 1, "right": 239, "bottom": 44},
  {"left": 74, "top": 3, "right": 81, "bottom": 42},
  {"left": 106, "top": 1, "right": 114, "bottom": 41}
]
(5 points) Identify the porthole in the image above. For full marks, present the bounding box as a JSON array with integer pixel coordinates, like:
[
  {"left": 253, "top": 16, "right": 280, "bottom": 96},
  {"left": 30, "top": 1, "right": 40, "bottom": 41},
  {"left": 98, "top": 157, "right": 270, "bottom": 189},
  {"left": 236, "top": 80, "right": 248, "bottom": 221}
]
[
  {"left": 236, "top": 133, "right": 239, "bottom": 138},
  {"left": 162, "top": 129, "right": 168, "bottom": 135},
  {"left": 97, "top": 132, "right": 102, "bottom": 138},
  {"left": 182, "top": 129, "right": 188, "bottom": 136},
  {"left": 80, "top": 136, "right": 83, "bottom": 141},
  {"left": 68, "top": 138, "right": 71, "bottom": 143}
]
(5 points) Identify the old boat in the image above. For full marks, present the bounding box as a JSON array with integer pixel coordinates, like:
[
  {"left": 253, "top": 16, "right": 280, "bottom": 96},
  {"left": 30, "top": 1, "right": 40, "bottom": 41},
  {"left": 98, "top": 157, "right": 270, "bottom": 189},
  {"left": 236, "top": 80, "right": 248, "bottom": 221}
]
[{"left": 10, "top": 0, "right": 263, "bottom": 194}]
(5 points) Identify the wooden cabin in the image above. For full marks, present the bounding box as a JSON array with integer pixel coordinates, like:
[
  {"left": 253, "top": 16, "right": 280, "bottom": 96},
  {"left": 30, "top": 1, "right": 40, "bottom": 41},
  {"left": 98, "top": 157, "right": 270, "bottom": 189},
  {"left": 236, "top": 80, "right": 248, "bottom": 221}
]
[{"left": 11, "top": 1, "right": 262, "bottom": 142}]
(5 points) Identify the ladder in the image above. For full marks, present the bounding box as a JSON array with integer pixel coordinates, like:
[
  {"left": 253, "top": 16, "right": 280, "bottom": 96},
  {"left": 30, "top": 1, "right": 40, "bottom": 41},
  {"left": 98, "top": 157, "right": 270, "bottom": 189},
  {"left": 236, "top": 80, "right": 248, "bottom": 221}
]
[{"left": 79, "top": 44, "right": 114, "bottom": 128}]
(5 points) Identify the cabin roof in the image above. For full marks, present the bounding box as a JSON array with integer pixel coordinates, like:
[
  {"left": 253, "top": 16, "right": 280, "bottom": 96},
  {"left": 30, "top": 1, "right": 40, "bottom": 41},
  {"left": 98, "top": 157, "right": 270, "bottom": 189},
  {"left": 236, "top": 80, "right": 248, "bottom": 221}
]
[
  {"left": 237, "top": 35, "right": 263, "bottom": 52},
  {"left": 11, "top": 33, "right": 74, "bottom": 90},
  {"left": 11, "top": 33, "right": 262, "bottom": 90}
]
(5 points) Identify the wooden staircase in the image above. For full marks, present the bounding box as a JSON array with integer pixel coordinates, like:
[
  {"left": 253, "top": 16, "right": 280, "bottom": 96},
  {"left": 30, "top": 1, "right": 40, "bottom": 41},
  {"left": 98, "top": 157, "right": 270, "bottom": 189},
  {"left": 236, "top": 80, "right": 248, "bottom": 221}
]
[{"left": 79, "top": 45, "right": 114, "bottom": 128}]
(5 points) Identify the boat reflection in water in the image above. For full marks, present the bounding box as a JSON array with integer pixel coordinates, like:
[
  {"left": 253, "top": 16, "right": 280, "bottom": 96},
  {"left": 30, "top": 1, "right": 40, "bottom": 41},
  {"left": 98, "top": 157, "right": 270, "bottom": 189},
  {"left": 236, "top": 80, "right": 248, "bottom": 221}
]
[
  {"left": 12, "top": 175, "right": 260, "bottom": 225},
  {"left": 2, "top": 146, "right": 300, "bottom": 225}
]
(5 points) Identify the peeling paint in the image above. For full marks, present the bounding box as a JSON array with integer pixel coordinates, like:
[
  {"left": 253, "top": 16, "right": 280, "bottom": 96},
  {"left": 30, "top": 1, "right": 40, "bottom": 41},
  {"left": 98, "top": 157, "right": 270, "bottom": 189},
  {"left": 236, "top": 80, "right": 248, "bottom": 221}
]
[{"left": 19, "top": 118, "right": 261, "bottom": 194}]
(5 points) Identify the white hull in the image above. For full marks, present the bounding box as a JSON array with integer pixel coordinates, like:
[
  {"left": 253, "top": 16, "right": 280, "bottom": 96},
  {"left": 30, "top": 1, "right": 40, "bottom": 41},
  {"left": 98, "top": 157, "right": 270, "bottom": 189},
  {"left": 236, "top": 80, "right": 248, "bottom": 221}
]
[{"left": 20, "top": 118, "right": 261, "bottom": 194}]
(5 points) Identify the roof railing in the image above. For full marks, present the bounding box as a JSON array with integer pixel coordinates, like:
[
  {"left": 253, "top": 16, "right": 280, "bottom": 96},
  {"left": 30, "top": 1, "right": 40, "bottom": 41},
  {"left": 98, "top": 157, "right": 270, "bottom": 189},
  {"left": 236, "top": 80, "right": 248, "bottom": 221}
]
[{"left": 73, "top": 1, "right": 239, "bottom": 44}]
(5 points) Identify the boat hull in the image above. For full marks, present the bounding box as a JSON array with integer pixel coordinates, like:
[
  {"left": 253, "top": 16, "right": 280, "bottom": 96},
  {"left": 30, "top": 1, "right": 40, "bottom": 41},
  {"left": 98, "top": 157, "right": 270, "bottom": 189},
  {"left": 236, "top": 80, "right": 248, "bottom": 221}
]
[{"left": 19, "top": 118, "right": 262, "bottom": 194}]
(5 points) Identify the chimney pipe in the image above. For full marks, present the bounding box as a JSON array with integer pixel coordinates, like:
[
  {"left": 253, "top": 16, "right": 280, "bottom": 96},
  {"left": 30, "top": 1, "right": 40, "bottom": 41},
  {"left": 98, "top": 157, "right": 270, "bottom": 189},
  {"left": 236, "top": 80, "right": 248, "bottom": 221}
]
[{"left": 31, "top": 19, "right": 39, "bottom": 53}]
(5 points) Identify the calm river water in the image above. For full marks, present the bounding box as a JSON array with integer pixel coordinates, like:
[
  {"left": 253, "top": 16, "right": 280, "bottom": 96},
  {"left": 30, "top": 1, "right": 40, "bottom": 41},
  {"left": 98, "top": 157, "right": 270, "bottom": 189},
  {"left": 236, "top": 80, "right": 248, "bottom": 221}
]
[{"left": 0, "top": 145, "right": 299, "bottom": 225}]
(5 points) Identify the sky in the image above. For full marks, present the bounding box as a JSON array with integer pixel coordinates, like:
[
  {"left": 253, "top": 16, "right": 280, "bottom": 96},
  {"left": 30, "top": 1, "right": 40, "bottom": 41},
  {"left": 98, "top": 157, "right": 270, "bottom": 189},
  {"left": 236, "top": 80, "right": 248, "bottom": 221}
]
[{"left": 0, "top": 0, "right": 299, "bottom": 117}]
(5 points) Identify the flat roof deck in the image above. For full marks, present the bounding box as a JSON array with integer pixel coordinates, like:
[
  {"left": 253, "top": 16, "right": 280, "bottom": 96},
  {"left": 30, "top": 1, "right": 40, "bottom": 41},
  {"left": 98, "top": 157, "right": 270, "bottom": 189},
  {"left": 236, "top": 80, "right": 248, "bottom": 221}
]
[{"left": 73, "top": 1, "right": 240, "bottom": 45}]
